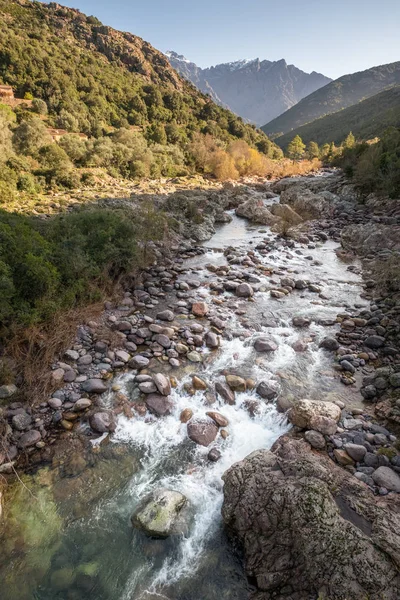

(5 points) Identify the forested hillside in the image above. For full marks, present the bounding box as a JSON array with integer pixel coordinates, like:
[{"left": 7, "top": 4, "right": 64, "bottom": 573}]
[{"left": 275, "top": 86, "right": 400, "bottom": 147}]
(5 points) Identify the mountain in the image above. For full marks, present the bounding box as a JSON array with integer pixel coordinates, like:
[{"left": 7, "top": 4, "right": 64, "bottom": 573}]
[
  {"left": 166, "top": 51, "right": 331, "bottom": 126},
  {"left": 262, "top": 61, "right": 400, "bottom": 136},
  {"left": 0, "top": 0, "right": 274, "bottom": 151},
  {"left": 274, "top": 86, "right": 400, "bottom": 148}
]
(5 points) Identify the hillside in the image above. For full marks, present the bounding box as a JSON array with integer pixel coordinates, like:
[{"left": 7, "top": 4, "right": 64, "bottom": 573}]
[
  {"left": 262, "top": 61, "right": 400, "bottom": 136},
  {"left": 275, "top": 86, "right": 400, "bottom": 147},
  {"left": 166, "top": 51, "right": 331, "bottom": 126},
  {"left": 0, "top": 0, "right": 274, "bottom": 151}
]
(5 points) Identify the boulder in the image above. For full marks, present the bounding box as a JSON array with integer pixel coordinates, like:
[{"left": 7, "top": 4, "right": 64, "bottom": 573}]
[
  {"left": 81, "top": 379, "right": 107, "bottom": 394},
  {"left": 372, "top": 467, "right": 400, "bottom": 492},
  {"left": 292, "top": 316, "right": 311, "bottom": 328},
  {"left": 235, "top": 283, "right": 254, "bottom": 298},
  {"left": 304, "top": 429, "right": 326, "bottom": 449},
  {"left": 129, "top": 355, "right": 150, "bottom": 370},
  {"left": 236, "top": 198, "right": 279, "bottom": 225},
  {"left": 254, "top": 337, "right": 278, "bottom": 352},
  {"left": 205, "top": 331, "right": 219, "bottom": 348},
  {"left": 270, "top": 203, "right": 303, "bottom": 225},
  {"left": 0, "top": 384, "right": 18, "bottom": 399},
  {"left": 215, "top": 382, "right": 235, "bottom": 405},
  {"left": 288, "top": 399, "right": 341, "bottom": 430},
  {"left": 256, "top": 380, "right": 279, "bottom": 401},
  {"left": 192, "top": 302, "right": 209, "bottom": 317},
  {"left": 12, "top": 412, "right": 32, "bottom": 431},
  {"left": 208, "top": 448, "right": 222, "bottom": 462},
  {"left": 222, "top": 436, "right": 400, "bottom": 600},
  {"left": 131, "top": 489, "right": 188, "bottom": 538},
  {"left": 365, "top": 336, "right": 385, "bottom": 349},
  {"left": 187, "top": 419, "right": 218, "bottom": 446},
  {"left": 345, "top": 443, "right": 367, "bottom": 462},
  {"left": 156, "top": 310, "right": 174, "bottom": 322},
  {"left": 206, "top": 411, "right": 229, "bottom": 428},
  {"left": 153, "top": 373, "right": 171, "bottom": 396},
  {"left": 17, "top": 429, "right": 41, "bottom": 449},
  {"left": 180, "top": 408, "right": 193, "bottom": 423},
  {"left": 145, "top": 394, "right": 173, "bottom": 417},
  {"left": 225, "top": 374, "right": 246, "bottom": 392},
  {"left": 319, "top": 337, "right": 340, "bottom": 351},
  {"left": 89, "top": 412, "right": 115, "bottom": 433}
]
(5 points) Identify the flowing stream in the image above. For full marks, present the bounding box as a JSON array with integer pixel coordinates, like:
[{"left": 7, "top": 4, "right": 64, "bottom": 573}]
[{"left": 1, "top": 184, "right": 369, "bottom": 600}]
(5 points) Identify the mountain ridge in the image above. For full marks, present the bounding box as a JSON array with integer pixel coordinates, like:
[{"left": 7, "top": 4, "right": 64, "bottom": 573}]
[
  {"left": 262, "top": 60, "right": 400, "bottom": 136},
  {"left": 166, "top": 51, "right": 331, "bottom": 126}
]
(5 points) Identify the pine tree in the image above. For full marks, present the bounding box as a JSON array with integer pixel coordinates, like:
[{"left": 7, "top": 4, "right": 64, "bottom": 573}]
[
  {"left": 287, "top": 135, "right": 305, "bottom": 161},
  {"left": 307, "top": 141, "right": 320, "bottom": 159}
]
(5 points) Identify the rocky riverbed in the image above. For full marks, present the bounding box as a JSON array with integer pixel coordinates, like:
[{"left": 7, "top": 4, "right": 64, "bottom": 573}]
[{"left": 0, "top": 170, "right": 399, "bottom": 599}]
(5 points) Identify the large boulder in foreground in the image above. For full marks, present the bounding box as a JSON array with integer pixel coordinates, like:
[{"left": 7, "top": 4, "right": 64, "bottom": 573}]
[
  {"left": 288, "top": 398, "right": 341, "bottom": 430},
  {"left": 235, "top": 198, "right": 279, "bottom": 225},
  {"left": 131, "top": 489, "right": 188, "bottom": 538},
  {"left": 222, "top": 437, "right": 400, "bottom": 600}
]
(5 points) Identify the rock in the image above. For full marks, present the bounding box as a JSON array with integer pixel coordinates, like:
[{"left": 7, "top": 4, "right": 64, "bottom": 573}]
[
  {"left": 341, "top": 359, "right": 356, "bottom": 373},
  {"left": 64, "top": 349, "right": 79, "bottom": 361},
  {"left": 192, "top": 302, "right": 209, "bottom": 317},
  {"left": 288, "top": 399, "right": 341, "bottom": 430},
  {"left": 292, "top": 316, "right": 311, "bottom": 328},
  {"left": 89, "top": 412, "right": 115, "bottom": 433},
  {"left": 131, "top": 489, "right": 188, "bottom": 538},
  {"left": 139, "top": 381, "right": 157, "bottom": 394},
  {"left": 0, "top": 384, "right": 18, "bottom": 399},
  {"left": 73, "top": 398, "right": 92, "bottom": 411},
  {"left": 333, "top": 448, "right": 355, "bottom": 466},
  {"left": 81, "top": 379, "right": 107, "bottom": 394},
  {"left": 235, "top": 198, "right": 279, "bottom": 225},
  {"left": 225, "top": 374, "right": 246, "bottom": 392},
  {"left": 17, "top": 429, "right": 41, "bottom": 449},
  {"left": 256, "top": 380, "right": 279, "bottom": 401},
  {"left": 254, "top": 337, "right": 278, "bottom": 352},
  {"left": 309, "top": 414, "right": 338, "bottom": 435},
  {"left": 48, "top": 398, "right": 62, "bottom": 409},
  {"left": 129, "top": 355, "right": 150, "bottom": 369},
  {"left": 372, "top": 467, "right": 400, "bottom": 492},
  {"left": 153, "top": 334, "right": 171, "bottom": 349},
  {"left": 187, "top": 351, "right": 202, "bottom": 363},
  {"left": 115, "top": 350, "right": 130, "bottom": 363},
  {"left": 157, "top": 310, "right": 174, "bottom": 322},
  {"left": 319, "top": 337, "right": 340, "bottom": 351},
  {"left": 208, "top": 448, "right": 222, "bottom": 462},
  {"left": 180, "top": 408, "right": 193, "bottom": 423},
  {"left": 145, "top": 394, "right": 173, "bottom": 417},
  {"left": 205, "top": 331, "right": 219, "bottom": 348},
  {"left": 192, "top": 376, "right": 207, "bottom": 391},
  {"left": 215, "top": 382, "right": 235, "bottom": 405},
  {"left": 365, "top": 335, "right": 385, "bottom": 349},
  {"left": 153, "top": 373, "right": 171, "bottom": 396},
  {"left": 390, "top": 373, "right": 400, "bottom": 388},
  {"left": 344, "top": 443, "right": 367, "bottom": 462},
  {"left": 270, "top": 290, "right": 285, "bottom": 299},
  {"left": 51, "top": 368, "right": 65, "bottom": 383},
  {"left": 222, "top": 437, "right": 400, "bottom": 600},
  {"left": 12, "top": 412, "right": 32, "bottom": 431},
  {"left": 270, "top": 203, "right": 302, "bottom": 225},
  {"left": 206, "top": 411, "right": 229, "bottom": 428},
  {"left": 235, "top": 283, "right": 254, "bottom": 298},
  {"left": 187, "top": 419, "right": 219, "bottom": 446},
  {"left": 304, "top": 430, "right": 326, "bottom": 449}
]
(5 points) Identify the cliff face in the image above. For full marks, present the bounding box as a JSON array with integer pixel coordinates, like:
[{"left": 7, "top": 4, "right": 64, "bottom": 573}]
[{"left": 166, "top": 52, "right": 331, "bottom": 125}]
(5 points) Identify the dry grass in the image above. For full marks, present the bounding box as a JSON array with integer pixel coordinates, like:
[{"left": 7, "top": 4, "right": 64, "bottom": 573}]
[
  {"left": 265, "top": 158, "right": 322, "bottom": 179},
  {"left": 7, "top": 302, "right": 106, "bottom": 406}
]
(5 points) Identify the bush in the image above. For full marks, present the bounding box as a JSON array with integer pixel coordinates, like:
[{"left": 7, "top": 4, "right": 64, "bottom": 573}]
[
  {"left": 12, "top": 118, "right": 52, "bottom": 156},
  {"left": 31, "top": 98, "right": 48, "bottom": 115}
]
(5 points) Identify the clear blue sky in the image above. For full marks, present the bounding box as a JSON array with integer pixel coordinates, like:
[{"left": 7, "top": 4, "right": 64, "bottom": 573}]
[{"left": 54, "top": 0, "right": 400, "bottom": 79}]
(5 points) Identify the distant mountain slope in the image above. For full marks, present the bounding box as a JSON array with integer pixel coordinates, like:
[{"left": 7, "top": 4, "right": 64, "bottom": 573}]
[
  {"left": 262, "top": 61, "right": 400, "bottom": 136},
  {"left": 166, "top": 51, "right": 331, "bottom": 126},
  {"left": 275, "top": 86, "right": 400, "bottom": 147},
  {"left": 0, "top": 0, "right": 275, "bottom": 151}
]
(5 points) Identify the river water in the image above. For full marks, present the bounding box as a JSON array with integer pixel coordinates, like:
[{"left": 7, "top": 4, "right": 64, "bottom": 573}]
[{"left": 0, "top": 196, "right": 369, "bottom": 600}]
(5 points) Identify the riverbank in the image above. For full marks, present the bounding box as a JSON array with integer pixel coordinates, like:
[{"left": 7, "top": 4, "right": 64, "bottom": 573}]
[{"left": 0, "top": 169, "right": 399, "bottom": 599}]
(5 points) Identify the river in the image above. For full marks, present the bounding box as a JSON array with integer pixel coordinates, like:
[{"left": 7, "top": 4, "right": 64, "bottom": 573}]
[{"left": 0, "top": 188, "right": 369, "bottom": 600}]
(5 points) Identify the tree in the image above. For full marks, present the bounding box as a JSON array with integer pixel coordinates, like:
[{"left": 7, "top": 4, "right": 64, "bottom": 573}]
[
  {"left": 287, "top": 135, "right": 305, "bottom": 161},
  {"left": 343, "top": 131, "right": 356, "bottom": 149},
  {"left": 31, "top": 98, "right": 48, "bottom": 115},
  {"left": 0, "top": 112, "right": 14, "bottom": 163},
  {"left": 12, "top": 118, "right": 52, "bottom": 156},
  {"left": 146, "top": 123, "right": 167, "bottom": 145},
  {"left": 307, "top": 141, "right": 320, "bottom": 159}
]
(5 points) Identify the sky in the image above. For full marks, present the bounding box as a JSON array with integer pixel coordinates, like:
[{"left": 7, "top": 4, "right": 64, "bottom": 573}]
[{"left": 54, "top": 0, "right": 400, "bottom": 79}]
